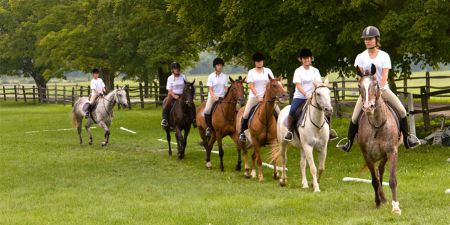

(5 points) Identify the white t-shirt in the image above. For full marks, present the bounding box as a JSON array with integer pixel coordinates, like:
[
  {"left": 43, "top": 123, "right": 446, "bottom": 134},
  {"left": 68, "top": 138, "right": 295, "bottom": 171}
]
[
  {"left": 247, "top": 67, "right": 274, "bottom": 98},
  {"left": 354, "top": 49, "right": 391, "bottom": 85},
  {"left": 166, "top": 74, "right": 186, "bottom": 95},
  {"left": 207, "top": 72, "right": 229, "bottom": 98},
  {"left": 90, "top": 78, "right": 105, "bottom": 95},
  {"left": 293, "top": 66, "right": 322, "bottom": 99}
]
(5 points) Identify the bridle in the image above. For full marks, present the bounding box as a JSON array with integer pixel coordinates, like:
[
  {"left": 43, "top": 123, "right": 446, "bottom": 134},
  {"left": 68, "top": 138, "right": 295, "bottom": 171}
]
[{"left": 304, "top": 85, "right": 328, "bottom": 129}]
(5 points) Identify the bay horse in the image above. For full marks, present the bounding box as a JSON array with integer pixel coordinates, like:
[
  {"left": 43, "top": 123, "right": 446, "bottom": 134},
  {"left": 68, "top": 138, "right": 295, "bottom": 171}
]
[
  {"left": 196, "top": 77, "right": 245, "bottom": 171},
  {"left": 274, "top": 80, "right": 333, "bottom": 192},
  {"left": 356, "top": 64, "right": 402, "bottom": 214},
  {"left": 162, "top": 80, "right": 196, "bottom": 160},
  {"left": 72, "top": 88, "right": 128, "bottom": 146},
  {"left": 235, "top": 76, "right": 289, "bottom": 181}
]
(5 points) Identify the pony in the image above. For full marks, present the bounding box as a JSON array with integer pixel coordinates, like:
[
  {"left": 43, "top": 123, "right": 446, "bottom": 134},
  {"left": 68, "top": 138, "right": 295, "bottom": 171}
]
[
  {"left": 196, "top": 77, "right": 245, "bottom": 171},
  {"left": 162, "top": 80, "right": 196, "bottom": 160},
  {"left": 235, "top": 76, "right": 289, "bottom": 181},
  {"left": 274, "top": 80, "right": 333, "bottom": 192},
  {"left": 72, "top": 88, "right": 128, "bottom": 146}
]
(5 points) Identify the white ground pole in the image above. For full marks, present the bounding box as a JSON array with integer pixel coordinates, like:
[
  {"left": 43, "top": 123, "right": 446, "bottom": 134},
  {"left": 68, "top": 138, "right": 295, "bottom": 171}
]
[
  {"left": 119, "top": 127, "right": 137, "bottom": 134},
  {"left": 343, "top": 177, "right": 389, "bottom": 186},
  {"left": 157, "top": 138, "right": 286, "bottom": 171},
  {"left": 25, "top": 127, "right": 97, "bottom": 134},
  {"left": 445, "top": 189, "right": 450, "bottom": 194}
]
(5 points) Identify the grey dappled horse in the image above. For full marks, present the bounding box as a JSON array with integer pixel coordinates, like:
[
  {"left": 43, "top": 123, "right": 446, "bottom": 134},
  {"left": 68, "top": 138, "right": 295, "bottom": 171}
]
[{"left": 72, "top": 88, "right": 128, "bottom": 146}]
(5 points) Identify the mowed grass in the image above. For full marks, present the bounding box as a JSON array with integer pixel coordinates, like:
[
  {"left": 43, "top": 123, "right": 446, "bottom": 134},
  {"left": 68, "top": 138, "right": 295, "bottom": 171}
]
[{"left": 0, "top": 102, "right": 449, "bottom": 225}]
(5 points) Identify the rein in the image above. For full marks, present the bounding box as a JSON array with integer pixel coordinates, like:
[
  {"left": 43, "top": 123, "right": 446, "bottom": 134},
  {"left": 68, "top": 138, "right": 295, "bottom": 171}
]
[{"left": 303, "top": 85, "right": 327, "bottom": 129}]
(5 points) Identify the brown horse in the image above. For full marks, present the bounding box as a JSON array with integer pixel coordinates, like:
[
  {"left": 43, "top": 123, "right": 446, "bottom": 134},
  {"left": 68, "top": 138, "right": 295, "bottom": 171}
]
[
  {"left": 162, "top": 80, "right": 196, "bottom": 160},
  {"left": 236, "top": 76, "right": 289, "bottom": 181},
  {"left": 196, "top": 77, "right": 246, "bottom": 171},
  {"left": 356, "top": 64, "right": 402, "bottom": 214}
]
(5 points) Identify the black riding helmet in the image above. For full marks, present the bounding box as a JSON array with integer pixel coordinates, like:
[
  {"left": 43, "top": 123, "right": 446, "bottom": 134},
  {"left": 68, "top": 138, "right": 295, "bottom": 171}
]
[
  {"left": 170, "top": 61, "right": 181, "bottom": 70},
  {"left": 92, "top": 68, "right": 100, "bottom": 74},
  {"left": 298, "top": 48, "right": 313, "bottom": 58},
  {"left": 361, "top": 26, "right": 380, "bottom": 38},
  {"left": 213, "top": 57, "right": 225, "bottom": 67},
  {"left": 252, "top": 52, "right": 265, "bottom": 62}
]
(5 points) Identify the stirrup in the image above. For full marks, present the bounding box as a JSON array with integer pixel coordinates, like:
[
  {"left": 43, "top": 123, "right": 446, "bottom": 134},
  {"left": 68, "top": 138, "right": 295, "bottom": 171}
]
[
  {"left": 336, "top": 137, "right": 350, "bottom": 152},
  {"left": 284, "top": 131, "right": 293, "bottom": 142},
  {"left": 239, "top": 132, "right": 247, "bottom": 142},
  {"left": 161, "top": 119, "right": 168, "bottom": 127},
  {"left": 329, "top": 129, "right": 339, "bottom": 141},
  {"left": 406, "top": 134, "right": 421, "bottom": 149}
]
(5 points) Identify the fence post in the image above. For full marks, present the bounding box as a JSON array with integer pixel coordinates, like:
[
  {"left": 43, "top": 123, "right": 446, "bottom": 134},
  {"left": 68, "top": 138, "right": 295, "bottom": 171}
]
[
  {"left": 46, "top": 86, "right": 50, "bottom": 104},
  {"left": 87, "top": 85, "right": 91, "bottom": 96},
  {"left": 403, "top": 76, "right": 407, "bottom": 94},
  {"left": 54, "top": 84, "right": 57, "bottom": 104},
  {"left": 63, "top": 86, "right": 66, "bottom": 106},
  {"left": 154, "top": 81, "right": 158, "bottom": 107},
  {"left": 32, "top": 85, "right": 36, "bottom": 102},
  {"left": 420, "top": 86, "right": 430, "bottom": 129},
  {"left": 125, "top": 85, "right": 132, "bottom": 109},
  {"left": 139, "top": 82, "right": 144, "bottom": 109},
  {"left": 22, "top": 86, "right": 27, "bottom": 103},
  {"left": 407, "top": 93, "right": 416, "bottom": 136},
  {"left": 341, "top": 77, "right": 346, "bottom": 100},
  {"left": 71, "top": 87, "right": 75, "bottom": 107},
  {"left": 425, "top": 71, "right": 430, "bottom": 100},
  {"left": 199, "top": 81, "right": 204, "bottom": 102},
  {"left": 333, "top": 81, "right": 342, "bottom": 118},
  {"left": 3, "top": 86, "right": 6, "bottom": 101},
  {"left": 14, "top": 85, "right": 17, "bottom": 101},
  {"left": 80, "top": 86, "right": 84, "bottom": 97}
]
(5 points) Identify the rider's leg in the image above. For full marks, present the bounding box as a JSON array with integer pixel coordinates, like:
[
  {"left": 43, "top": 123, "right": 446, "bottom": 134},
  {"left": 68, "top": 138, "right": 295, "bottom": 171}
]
[
  {"left": 190, "top": 102, "right": 197, "bottom": 128},
  {"left": 325, "top": 115, "right": 338, "bottom": 140},
  {"left": 204, "top": 97, "right": 216, "bottom": 137},
  {"left": 337, "top": 96, "right": 362, "bottom": 152},
  {"left": 274, "top": 104, "right": 280, "bottom": 120},
  {"left": 161, "top": 96, "right": 174, "bottom": 127},
  {"left": 83, "top": 94, "right": 97, "bottom": 118},
  {"left": 382, "top": 88, "right": 420, "bottom": 148},
  {"left": 284, "top": 98, "right": 305, "bottom": 141},
  {"left": 240, "top": 96, "right": 259, "bottom": 142}
]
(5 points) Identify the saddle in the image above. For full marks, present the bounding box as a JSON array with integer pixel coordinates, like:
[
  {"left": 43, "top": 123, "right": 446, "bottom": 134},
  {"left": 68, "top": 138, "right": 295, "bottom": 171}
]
[
  {"left": 283, "top": 101, "right": 308, "bottom": 130},
  {"left": 203, "top": 97, "right": 224, "bottom": 117},
  {"left": 247, "top": 104, "right": 261, "bottom": 126}
]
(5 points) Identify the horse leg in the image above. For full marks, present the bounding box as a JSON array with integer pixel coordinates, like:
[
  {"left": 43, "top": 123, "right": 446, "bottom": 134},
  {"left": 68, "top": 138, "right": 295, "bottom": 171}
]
[
  {"left": 85, "top": 119, "right": 93, "bottom": 145},
  {"left": 182, "top": 127, "right": 191, "bottom": 158},
  {"left": 166, "top": 129, "right": 172, "bottom": 157},
  {"left": 242, "top": 143, "right": 251, "bottom": 178},
  {"left": 99, "top": 121, "right": 110, "bottom": 147},
  {"left": 205, "top": 134, "right": 216, "bottom": 169},
  {"left": 389, "top": 151, "right": 401, "bottom": 215},
  {"left": 269, "top": 140, "right": 279, "bottom": 180},
  {"left": 367, "top": 162, "right": 382, "bottom": 208},
  {"left": 175, "top": 127, "right": 184, "bottom": 160},
  {"left": 300, "top": 148, "right": 308, "bottom": 189},
  {"left": 217, "top": 134, "right": 225, "bottom": 172},
  {"left": 279, "top": 141, "right": 288, "bottom": 187},
  {"left": 378, "top": 156, "right": 388, "bottom": 204},
  {"left": 303, "top": 145, "right": 319, "bottom": 192},
  {"left": 317, "top": 144, "right": 328, "bottom": 184},
  {"left": 234, "top": 138, "right": 242, "bottom": 171},
  {"left": 77, "top": 117, "right": 83, "bottom": 144},
  {"left": 251, "top": 150, "right": 257, "bottom": 178},
  {"left": 254, "top": 144, "right": 264, "bottom": 182}
]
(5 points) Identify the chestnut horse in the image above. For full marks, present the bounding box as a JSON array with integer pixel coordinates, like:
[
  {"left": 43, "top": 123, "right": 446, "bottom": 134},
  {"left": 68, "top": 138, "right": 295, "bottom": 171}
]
[
  {"left": 356, "top": 64, "right": 402, "bottom": 214},
  {"left": 236, "top": 76, "right": 289, "bottom": 181},
  {"left": 196, "top": 77, "right": 246, "bottom": 171}
]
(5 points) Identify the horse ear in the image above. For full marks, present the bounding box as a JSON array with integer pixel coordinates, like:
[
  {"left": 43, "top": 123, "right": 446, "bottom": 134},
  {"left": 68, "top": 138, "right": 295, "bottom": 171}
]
[
  {"left": 370, "top": 63, "right": 376, "bottom": 76},
  {"left": 192, "top": 79, "right": 196, "bottom": 85},
  {"left": 313, "top": 81, "right": 321, "bottom": 88},
  {"left": 268, "top": 74, "right": 273, "bottom": 81},
  {"left": 229, "top": 77, "right": 234, "bottom": 83},
  {"left": 277, "top": 75, "right": 283, "bottom": 81},
  {"left": 356, "top": 66, "right": 363, "bottom": 77},
  {"left": 241, "top": 76, "right": 246, "bottom": 82}
]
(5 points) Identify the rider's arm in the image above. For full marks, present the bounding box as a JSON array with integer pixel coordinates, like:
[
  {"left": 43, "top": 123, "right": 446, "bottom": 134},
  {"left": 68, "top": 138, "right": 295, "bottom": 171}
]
[
  {"left": 208, "top": 86, "right": 216, "bottom": 99},
  {"left": 295, "top": 83, "right": 308, "bottom": 97},
  {"left": 380, "top": 68, "right": 389, "bottom": 89},
  {"left": 248, "top": 82, "right": 258, "bottom": 97}
]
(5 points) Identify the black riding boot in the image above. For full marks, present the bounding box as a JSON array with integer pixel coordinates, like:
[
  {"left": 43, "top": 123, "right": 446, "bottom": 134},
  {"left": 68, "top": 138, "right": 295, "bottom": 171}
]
[
  {"left": 326, "top": 115, "right": 338, "bottom": 140},
  {"left": 161, "top": 105, "right": 170, "bottom": 127},
  {"left": 337, "top": 121, "right": 358, "bottom": 152},
  {"left": 400, "top": 117, "right": 420, "bottom": 149},
  {"left": 205, "top": 114, "right": 212, "bottom": 138},
  {"left": 191, "top": 104, "right": 197, "bottom": 128},
  {"left": 239, "top": 118, "right": 249, "bottom": 142},
  {"left": 82, "top": 102, "right": 91, "bottom": 119},
  {"left": 284, "top": 115, "right": 295, "bottom": 141}
]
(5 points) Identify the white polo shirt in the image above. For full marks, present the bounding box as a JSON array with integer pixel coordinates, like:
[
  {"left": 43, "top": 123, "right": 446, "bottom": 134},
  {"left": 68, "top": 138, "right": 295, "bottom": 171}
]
[
  {"left": 293, "top": 66, "right": 322, "bottom": 99},
  {"left": 90, "top": 78, "right": 105, "bottom": 95},
  {"left": 354, "top": 49, "right": 391, "bottom": 85},
  {"left": 247, "top": 67, "right": 274, "bottom": 98},
  {"left": 166, "top": 74, "right": 186, "bottom": 95},
  {"left": 207, "top": 72, "right": 229, "bottom": 98}
]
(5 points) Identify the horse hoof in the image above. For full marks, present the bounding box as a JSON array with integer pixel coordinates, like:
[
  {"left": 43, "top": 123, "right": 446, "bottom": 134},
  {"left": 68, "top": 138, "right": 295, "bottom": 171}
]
[
  {"left": 205, "top": 162, "right": 212, "bottom": 169},
  {"left": 251, "top": 170, "right": 257, "bottom": 178},
  {"left": 89, "top": 142, "right": 93, "bottom": 145},
  {"left": 258, "top": 176, "right": 265, "bottom": 182},
  {"left": 235, "top": 165, "right": 241, "bottom": 171},
  {"left": 392, "top": 208, "right": 401, "bottom": 215},
  {"left": 244, "top": 172, "right": 251, "bottom": 179},
  {"left": 220, "top": 168, "right": 224, "bottom": 173},
  {"left": 313, "top": 189, "right": 321, "bottom": 193},
  {"left": 101, "top": 142, "right": 107, "bottom": 147},
  {"left": 273, "top": 173, "right": 279, "bottom": 180},
  {"left": 279, "top": 179, "right": 287, "bottom": 187}
]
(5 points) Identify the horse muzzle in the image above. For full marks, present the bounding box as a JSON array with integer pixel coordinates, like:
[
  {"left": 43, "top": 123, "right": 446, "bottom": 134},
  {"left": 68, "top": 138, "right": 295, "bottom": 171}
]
[
  {"left": 323, "top": 107, "right": 333, "bottom": 116},
  {"left": 277, "top": 94, "right": 290, "bottom": 103},
  {"left": 363, "top": 102, "right": 376, "bottom": 114}
]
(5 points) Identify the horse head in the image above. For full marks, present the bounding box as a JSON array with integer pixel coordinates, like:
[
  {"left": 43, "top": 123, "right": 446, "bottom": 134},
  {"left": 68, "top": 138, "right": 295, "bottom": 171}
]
[
  {"left": 114, "top": 87, "right": 128, "bottom": 108},
  {"left": 228, "top": 76, "right": 246, "bottom": 105},
  {"left": 182, "top": 79, "right": 196, "bottom": 105},
  {"left": 266, "top": 75, "right": 289, "bottom": 103},
  {"left": 357, "top": 64, "right": 380, "bottom": 114},
  {"left": 312, "top": 79, "right": 333, "bottom": 116}
]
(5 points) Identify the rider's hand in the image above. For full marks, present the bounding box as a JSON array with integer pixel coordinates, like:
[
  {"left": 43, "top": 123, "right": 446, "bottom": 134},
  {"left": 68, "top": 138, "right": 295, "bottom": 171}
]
[
  {"left": 213, "top": 96, "right": 219, "bottom": 101},
  {"left": 173, "top": 95, "right": 179, "bottom": 100},
  {"left": 305, "top": 93, "right": 312, "bottom": 99},
  {"left": 258, "top": 96, "right": 264, "bottom": 102}
]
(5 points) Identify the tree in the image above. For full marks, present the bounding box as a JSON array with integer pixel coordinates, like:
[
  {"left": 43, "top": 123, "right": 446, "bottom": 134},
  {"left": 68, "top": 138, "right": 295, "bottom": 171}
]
[{"left": 168, "top": 0, "right": 450, "bottom": 81}]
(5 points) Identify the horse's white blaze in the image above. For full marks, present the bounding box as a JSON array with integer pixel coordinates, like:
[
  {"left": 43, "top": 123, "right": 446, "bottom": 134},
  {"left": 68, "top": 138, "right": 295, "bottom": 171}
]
[{"left": 363, "top": 78, "right": 371, "bottom": 106}]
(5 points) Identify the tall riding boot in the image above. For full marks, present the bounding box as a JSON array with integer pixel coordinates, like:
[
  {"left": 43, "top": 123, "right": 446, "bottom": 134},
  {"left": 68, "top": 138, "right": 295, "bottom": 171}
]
[
  {"left": 274, "top": 110, "right": 279, "bottom": 121},
  {"left": 82, "top": 102, "right": 91, "bottom": 119},
  {"left": 400, "top": 117, "right": 420, "bottom": 149},
  {"left": 284, "top": 115, "right": 295, "bottom": 141},
  {"left": 239, "top": 118, "right": 249, "bottom": 142},
  {"left": 326, "top": 115, "right": 338, "bottom": 140},
  {"left": 191, "top": 104, "right": 197, "bottom": 128},
  {"left": 161, "top": 105, "right": 170, "bottom": 127},
  {"left": 205, "top": 114, "right": 212, "bottom": 137},
  {"left": 337, "top": 121, "right": 358, "bottom": 152}
]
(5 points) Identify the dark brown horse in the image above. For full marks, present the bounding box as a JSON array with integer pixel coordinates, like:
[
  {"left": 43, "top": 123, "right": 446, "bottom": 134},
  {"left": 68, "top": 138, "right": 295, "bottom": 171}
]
[
  {"left": 162, "top": 80, "right": 196, "bottom": 160},
  {"left": 236, "top": 76, "right": 289, "bottom": 181},
  {"left": 356, "top": 64, "right": 402, "bottom": 214},
  {"left": 196, "top": 77, "right": 246, "bottom": 172}
]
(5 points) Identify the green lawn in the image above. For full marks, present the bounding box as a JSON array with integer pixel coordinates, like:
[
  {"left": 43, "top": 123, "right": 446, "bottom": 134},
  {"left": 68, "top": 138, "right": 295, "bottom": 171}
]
[{"left": 0, "top": 102, "right": 448, "bottom": 224}]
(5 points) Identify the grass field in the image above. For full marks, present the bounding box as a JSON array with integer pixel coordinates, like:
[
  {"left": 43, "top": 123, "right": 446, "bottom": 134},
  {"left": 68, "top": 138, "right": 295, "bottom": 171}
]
[{"left": 0, "top": 102, "right": 449, "bottom": 224}]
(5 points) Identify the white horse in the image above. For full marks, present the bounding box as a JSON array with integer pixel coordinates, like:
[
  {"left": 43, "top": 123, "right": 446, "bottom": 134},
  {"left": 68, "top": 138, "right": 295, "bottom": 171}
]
[
  {"left": 72, "top": 88, "right": 128, "bottom": 146},
  {"left": 273, "top": 81, "right": 333, "bottom": 192}
]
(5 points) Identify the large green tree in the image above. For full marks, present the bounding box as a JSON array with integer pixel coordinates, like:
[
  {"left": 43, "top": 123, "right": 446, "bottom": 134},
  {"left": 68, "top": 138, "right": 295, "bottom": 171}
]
[{"left": 168, "top": 0, "right": 450, "bottom": 80}]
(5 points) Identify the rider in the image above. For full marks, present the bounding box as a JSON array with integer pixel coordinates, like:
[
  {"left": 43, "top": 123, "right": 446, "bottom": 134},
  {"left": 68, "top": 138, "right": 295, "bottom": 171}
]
[
  {"left": 204, "top": 57, "right": 229, "bottom": 138},
  {"left": 337, "top": 26, "right": 420, "bottom": 152},
  {"left": 239, "top": 52, "right": 279, "bottom": 142},
  {"left": 82, "top": 68, "right": 106, "bottom": 118},
  {"left": 161, "top": 62, "right": 196, "bottom": 127},
  {"left": 284, "top": 49, "right": 338, "bottom": 141}
]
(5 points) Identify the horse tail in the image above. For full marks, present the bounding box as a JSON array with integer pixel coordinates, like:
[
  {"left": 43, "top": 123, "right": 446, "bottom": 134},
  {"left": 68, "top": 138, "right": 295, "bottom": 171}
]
[{"left": 71, "top": 111, "right": 79, "bottom": 128}]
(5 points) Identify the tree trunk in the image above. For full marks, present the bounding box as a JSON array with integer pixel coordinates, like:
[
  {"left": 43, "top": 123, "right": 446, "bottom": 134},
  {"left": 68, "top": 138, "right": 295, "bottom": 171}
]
[
  {"left": 31, "top": 71, "right": 48, "bottom": 100},
  {"left": 158, "top": 65, "right": 170, "bottom": 103},
  {"left": 144, "top": 73, "right": 149, "bottom": 98},
  {"left": 101, "top": 68, "right": 115, "bottom": 92}
]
